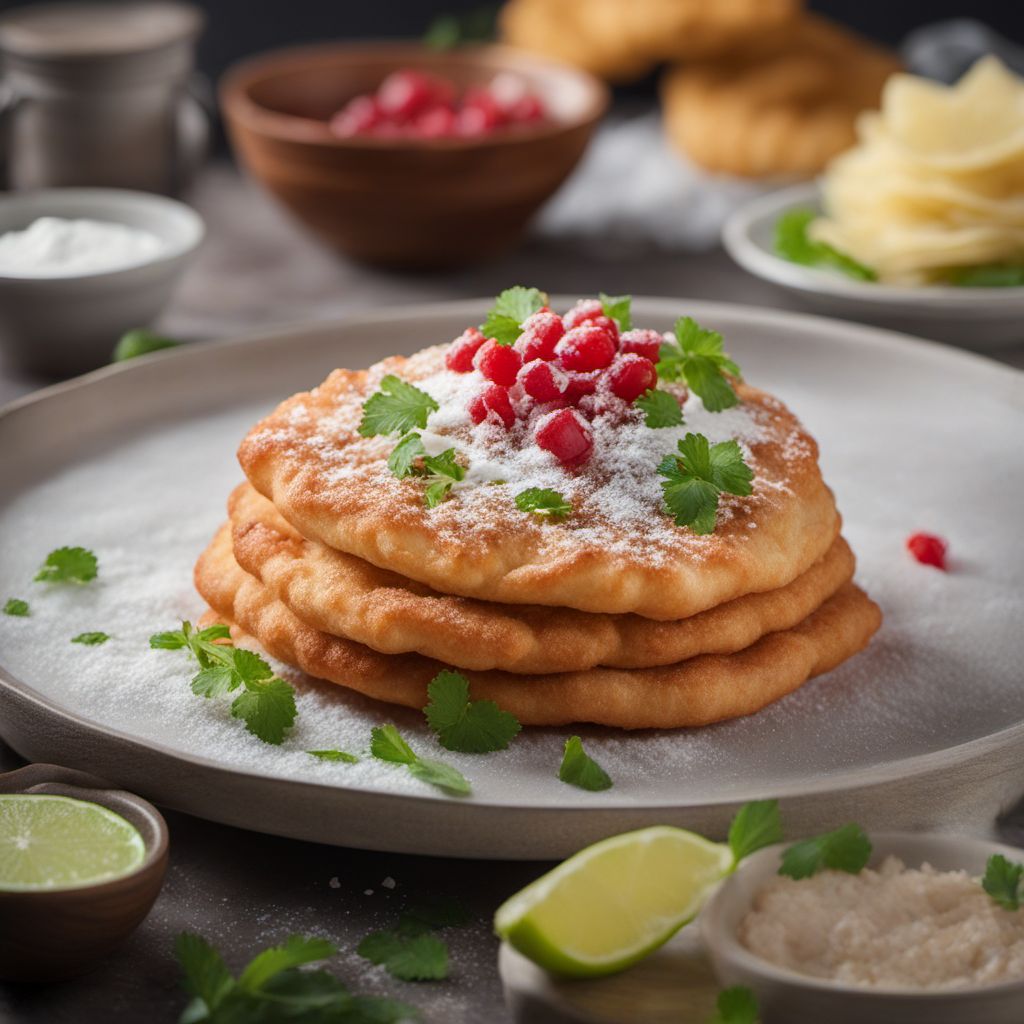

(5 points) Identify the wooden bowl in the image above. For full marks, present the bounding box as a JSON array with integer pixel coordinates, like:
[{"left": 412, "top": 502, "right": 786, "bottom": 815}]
[
  {"left": 219, "top": 42, "right": 608, "bottom": 268},
  {"left": 0, "top": 763, "right": 169, "bottom": 982}
]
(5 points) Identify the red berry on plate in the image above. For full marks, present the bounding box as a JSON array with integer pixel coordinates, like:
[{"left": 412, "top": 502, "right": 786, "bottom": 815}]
[
  {"left": 413, "top": 104, "right": 457, "bottom": 138},
  {"left": 607, "top": 353, "right": 658, "bottom": 401},
  {"left": 516, "top": 310, "right": 564, "bottom": 361},
  {"left": 469, "top": 384, "right": 516, "bottom": 429},
  {"left": 518, "top": 359, "right": 567, "bottom": 402},
  {"left": 377, "top": 69, "right": 439, "bottom": 122},
  {"left": 620, "top": 328, "right": 663, "bottom": 362},
  {"left": 906, "top": 532, "right": 948, "bottom": 570},
  {"left": 474, "top": 339, "right": 522, "bottom": 386},
  {"left": 329, "top": 95, "right": 380, "bottom": 137},
  {"left": 535, "top": 408, "right": 593, "bottom": 467},
  {"left": 563, "top": 371, "right": 600, "bottom": 404},
  {"left": 556, "top": 325, "right": 617, "bottom": 372},
  {"left": 563, "top": 299, "right": 604, "bottom": 331},
  {"left": 445, "top": 327, "right": 487, "bottom": 372}
]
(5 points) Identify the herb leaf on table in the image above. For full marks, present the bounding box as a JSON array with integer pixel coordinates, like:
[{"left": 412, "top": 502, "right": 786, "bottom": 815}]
[{"left": 710, "top": 985, "right": 760, "bottom": 1024}]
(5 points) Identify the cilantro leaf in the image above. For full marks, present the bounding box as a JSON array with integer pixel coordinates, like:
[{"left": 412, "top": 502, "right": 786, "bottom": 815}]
[
  {"left": 238, "top": 934, "right": 337, "bottom": 992},
  {"left": 658, "top": 434, "right": 753, "bottom": 534},
  {"left": 34, "top": 546, "right": 98, "bottom": 584},
  {"left": 358, "top": 930, "right": 449, "bottom": 982},
  {"left": 514, "top": 487, "right": 572, "bottom": 519},
  {"left": 710, "top": 985, "right": 759, "bottom": 1024},
  {"left": 982, "top": 854, "right": 1024, "bottom": 911},
  {"left": 3, "top": 598, "right": 29, "bottom": 617},
  {"left": 408, "top": 759, "right": 472, "bottom": 796},
  {"left": 175, "top": 932, "right": 235, "bottom": 1014},
  {"left": 370, "top": 724, "right": 418, "bottom": 765},
  {"left": 400, "top": 897, "right": 471, "bottom": 932},
  {"left": 388, "top": 432, "right": 426, "bottom": 479},
  {"left": 424, "top": 670, "right": 521, "bottom": 753},
  {"left": 230, "top": 677, "right": 297, "bottom": 745},
  {"left": 308, "top": 749, "right": 359, "bottom": 763},
  {"left": 113, "top": 328, "right": 180, "bottom": 362},
  {"left": 423, "top": 480, "right": 453, "bottom": 509},
  {"left": 420, "top": 448, "right": 466, "bottom": 508},
  {"left": 558, "top": 736, "right": 612, "bottom": 792},
  {"left": 635, "top": 389, "right": 683, "bottom": 428},
  {"left": 657, "top": 318, "right": 741, "bottom": 412},
  {"left": 728, "top": 801, "right": 783, "bottom": 865},
  {"left": 480, "top": 286, "right": 547, "bottom": 346},
  {"left": 946, "top": 264, "right": 1024, "bottom": 287},
  {"left": 599, "top": 292, "right": 632, "bottom": 332},
  {"left": 71, "top": 631, "right": 110, "bottom": 646},
  {"left": 191, "top": 665, "right": 235, "bottom": 699},
  {"left": 778, "top": 823, "right": 872, "bottom": 880},
  {"left": 359, "top": 376, "right": 438, "bottom": 437},
  {"left": 775, "top": 208, "right": 876, "bottom": 282},
  {"left": 370, "top": 724, "right": 471, "bottom": 795}
]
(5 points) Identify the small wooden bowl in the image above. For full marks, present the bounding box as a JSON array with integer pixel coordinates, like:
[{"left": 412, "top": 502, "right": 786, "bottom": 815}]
[
  {"left": 0, "top": 763, "right": 169, "bottom": 982},
  {"left": 220, "top": 42, "right": 608, "bottom": 268}
]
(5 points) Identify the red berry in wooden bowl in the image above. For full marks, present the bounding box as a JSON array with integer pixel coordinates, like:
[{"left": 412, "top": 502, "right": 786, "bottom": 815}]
[
  {"left": 906, "top": 532, "right": 948, "bottom": 570},
  {"left": 607, "top": 353, "right": 657, "bottom": 401},
  {"left": 474, "top": 339, "right": 523, "bottom": 386},
  {"left": 556, "top": 325, "right": 617, "bottom": 372},
  {"left": 469, "top": 384, "right": 516, "bottom": 429},
  {"left": 619, "top": 328, "right": 663, "bottom": 362},
  {"left": 515, "top": 310, "right": 564, "bottom": 362},
  {"left": 535, "top": 408, "right": 593, "bottom": 467},
  {"left": 378, "top": 69, "right": 446, "bottom": 122},
  {"left": 446, "top": 327, "right": 487, "bottom": 372}
]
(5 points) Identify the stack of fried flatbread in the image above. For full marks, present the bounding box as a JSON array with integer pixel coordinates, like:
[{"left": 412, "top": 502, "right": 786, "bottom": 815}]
[{"left": 195, "top": 345, "right": 880, "bottom": 729}]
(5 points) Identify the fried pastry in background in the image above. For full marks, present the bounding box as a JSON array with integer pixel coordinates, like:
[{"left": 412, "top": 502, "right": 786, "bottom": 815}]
[{"left": 661, "top": 15, "right": 901, "bottom": 178}]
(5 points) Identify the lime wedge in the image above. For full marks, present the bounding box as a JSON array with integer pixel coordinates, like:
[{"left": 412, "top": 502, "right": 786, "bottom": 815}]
[
  {"left": 494, "top": 825, "right": 732, "bottom": 977},
  {"left": 0, "top": 794, "right": 145, "bottom": 892}
]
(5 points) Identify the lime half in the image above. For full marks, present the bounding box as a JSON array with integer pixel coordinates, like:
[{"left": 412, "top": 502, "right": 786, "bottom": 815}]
[
  {"left": 0, "top": 794, "right": 146, "bottom": 892},
  {"left": 494, "top": 825, "right": 732, "bottom": 977}
]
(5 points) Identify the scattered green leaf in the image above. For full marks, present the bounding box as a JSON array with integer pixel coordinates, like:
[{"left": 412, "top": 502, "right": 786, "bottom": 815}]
[
  {"left": 558, "top": 735, "right": 612, "bottom": 792},
  {"left": 709, "top": 985, "right": 760, "bottom": 1024},
  {"left": 635, "top": 389, "right": 684, "bottom": 428},
  {"left": 778, "top": 823, "right": 872, "bottom": 880},
  {"left": 388, "top": 432, "right": 427, "bottom": 479},
  {"left": 480, "top": 286, "right": 547, "bottom": 346},
  {"left": 230, "top": 678, "right": 298, "bottom": 745},
  {"left": 728, "top": 800, "right": 783, "bottom": 866},
  {"left": 514, "top": 487, "right": 572, "bottom": 519},
  {"left": 775, "top": 208, "right": 876, "bottom": 282},
  {"left": 308, "top": 749, "right": 360, "bottom": 764},
  {"left": 358, "top": 930, "right": 448, "bottom": 982},
  {"left": 370, "top": 724, "right": 471, "bottom": 796},
  {"left": 982, "top": 854, "right": 1024, "bottom": 911},
  {"left": 656, "top": 317, "right": 742, "bottom": 411},
  {"left": 599, "top": 292, "right": 632, "bottom": 332},
  {"left": 3, "top": 598, "right": 29, "bottom": 617},
  {"left": 424, "top": 670, "right": 521, "bottom": 753},
  {"left": 113, "top": 328, "right": 181, "bottom": 362},
  {"left": 359, "top": 375, "right": 438, "bottom": 438},
  {"left": 34, "top": 546, "right": 98, "bottom": 584},
  {"left": 71, "top": 631, "right": 110, "bottom": 646},
  {"left": 945, "top": 264, "right": 1024, "bottom": 287}
]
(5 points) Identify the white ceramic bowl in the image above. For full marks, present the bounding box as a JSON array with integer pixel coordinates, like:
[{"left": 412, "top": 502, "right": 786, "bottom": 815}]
[
  {"left": 723, "top": 184, "right": 1024, "bottom": 350},
  {"left": 702, "top": 831, "right": 1024, "bottom": 1024},
  {"left": 0, "top": 188, "right": 203, "bottom": 376}
]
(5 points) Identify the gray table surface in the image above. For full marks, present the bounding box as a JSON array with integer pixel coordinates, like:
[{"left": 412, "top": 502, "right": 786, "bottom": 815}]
[{"left": 2, "top": 164, "right": 1023, "bottom": 1024}]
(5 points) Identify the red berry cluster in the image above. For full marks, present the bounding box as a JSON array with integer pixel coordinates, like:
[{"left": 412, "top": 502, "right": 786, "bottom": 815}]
[
  {"left": 445, "top": 300, "right": 669, "bottom": 468},
  {"left": 329, "top": 69, "right": 547, "bottom": 141}
]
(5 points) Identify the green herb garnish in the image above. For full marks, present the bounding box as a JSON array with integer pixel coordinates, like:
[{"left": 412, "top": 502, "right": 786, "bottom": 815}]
[
  {"left": 657, "top": 318, "right": 742, "bottom": 412},
  {"left": 421, "top": 448, "right": 465, "bottom": 509},
  {"left": 775, "top": 208, "right": 876, "bottom": 282},
  {"left": 113, "top": 328, "right": 180, "bottom": 362},
  {"left": 357, "top": 930, "right": 448, "bottom": 982},
  {"left": 388, "top": 432, "right": 427, "bottom": 479},
  {"left": 778, "top": 823, "right": 872, "bottom": 880},
  {"left": 307, "top": 749, "right": 359, "bottom": 764},
  {"left": 34, "top": 546, "right": 98, "bottom": 584},
  {"left": 359, "top": 375, "right": 438, "bottom": 437},
  {"left": 635, "top": 389, "right": 684, "bottom": 428},
  {"left": 709, "top": 985, "right": 760, "bottom": 1024},
  {"left": 480, "top": 286, "right": 547, "bottom": 346},
  {"left": 558, "top": 736, "right": 612, "bottom": 792},
  {"left": 424, "top": 670, "right": 521, "bottom": 753},
  {"left": 982, "top": 853, "right": 1024, "bottom": 911},
  {"left": 514, "top": 487, "right": 572, "bottom": 519},
  {"left": 599, "top": 292, "right": 632, "bottom": 332},
  {"left": 657, "top": 433, "right": 753, "bottom": 534},
  {"left": 728, "top": 800, "right": 783, "bottom": 866},
  {"left": 945, "top": 264, "right": 1024, "bottom": 288},
  {"left": 175, "top": 931, "right": 419, "bottom": 1022},
  {"left": 370, "top": 724, "right": 471, "bottom": 796},
  {"left": 72, "top": 631, "right": 110, "bottom": 646},
  {"left": 3, "top": 598, "right": 29, "bottom": 617},
  {"left": 150, "top": 622, "right": 297, "bottom": 745}
]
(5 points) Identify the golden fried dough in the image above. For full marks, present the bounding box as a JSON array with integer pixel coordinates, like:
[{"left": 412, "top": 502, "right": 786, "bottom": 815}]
[
  {"left": 196, "top": 524, "right": 881, "bottom": 730},
  {"left": 237, "top": 345, "right": 840, "bottom": 621},
  {"left": 662, "top": 14, "right": 901, "bottom": 177},
  {"left": 229, "top": 481, "right": 855, "bottom": 674}
]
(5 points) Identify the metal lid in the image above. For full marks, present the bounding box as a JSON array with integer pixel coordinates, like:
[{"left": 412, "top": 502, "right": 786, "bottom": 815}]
[{"left": 0, "top": 2, "right": 203, "bottom": 60}]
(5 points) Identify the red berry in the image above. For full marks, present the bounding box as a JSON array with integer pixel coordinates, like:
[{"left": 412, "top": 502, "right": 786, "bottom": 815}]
[
  {"left": 329, "top": 96, "right": 380, "bottom": 137},
  {"left": 563, "top": 371, "right": 600, "bottom": 404},
  {"left": 468, "top": 384, "right": 515, "bottom": 429},
  {"left": 474, "top": 339, "right": 522, "bottom": 386},
  {"left": 620, "top": 328, "right": 663, "bottom": 362},
  {"left": 607, "top": 353, "right": 658, "bottom": 401},
  {"left": 413, "top": 104, "right": 457, "bottom": 138},
  {"left": 515, "top": 310, "right": 564, "bottom": 361},
  {"left": 377, "top": 70, "right": 440, "bottom": 122},
  {"left": 563, "top": 299, "right": 604, "bottom": 331},
  {"left": 445, "top": 327, "right": 486, "bottom": 372},
  {"left": 518, "top": 359, "right": 567, "bottom": 402},
  {"left": 508, "top": 94, "right": 545, "bottom": 122},
  {"left": 556, "top": 325, "right": 617, "bottom": 372},
  {"left": 906, "top": 532, "right": 948, "bottom": 570},
  {"left": 535, "top": 408, "right": 593, "bottom": 467}
]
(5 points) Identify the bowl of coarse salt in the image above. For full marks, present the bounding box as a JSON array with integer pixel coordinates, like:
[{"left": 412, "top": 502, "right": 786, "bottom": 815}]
[
  {"left": 0, "top": 188, "right": 203, "bottom": 376},
  {"left": 701, "top": 832, "right": 1024, "bottom": 1024}
]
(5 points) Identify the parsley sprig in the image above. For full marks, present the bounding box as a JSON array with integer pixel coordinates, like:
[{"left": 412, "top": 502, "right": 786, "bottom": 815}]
[
  {"left": 775, "top": 208, "right": 876, "bottom": 282},
  {"left": 657, "top": 433, "right": 753, "bottom": 534},
  {"left": 599, "top": 292, "right": 632, "bottom": 332},
  {"left": 3, "top": 598, "right": 29, "bottom": 617},
  {"left": 424, "top": 671, "right": 521, "bottom": 753},
  {"left": 175, "top": 932, "right": 419, "bottom": 1023},
  {"left": 635, "top": 389, "right": 684, "bottom": 428},
  {"left": 370, "top": 724, "right": 471, "bottom": 796},
  {"left": 778, "top": 823, "right": 872, "bottom": 880},
  {"left": 982, "top": 854, "right": 1024, "bottom": 910},
  {"left": 359, "top": 375, "right": 438, "bottom": 438},
  {"left": 480, "top": 286, "right": 547, "bottom": 346},
  {"left": 358, "top": 900, "right": 469, "bottom": 983},
  {"left": 150, "top": 622, "right": 297, "bottom": 745},
  {"left": 558, "top": 736, "right": 612, "bottom": 792},
  {"left": 387, "top": 432, "right": 466, "bottom": 508},
  {"left": 657, "top": 318, "right": 742, "bottom": 412},
  {"left": 34, "top": 546, "right": 98, "bottom": 584},
  {"left": 514, "top": 487, "right": 572, "bottom": 519}
]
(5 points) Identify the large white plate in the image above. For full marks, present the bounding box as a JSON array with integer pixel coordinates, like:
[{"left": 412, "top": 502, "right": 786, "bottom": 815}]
[{"left": 1, "top": 299, "right": 1022, "bottom": 859}]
